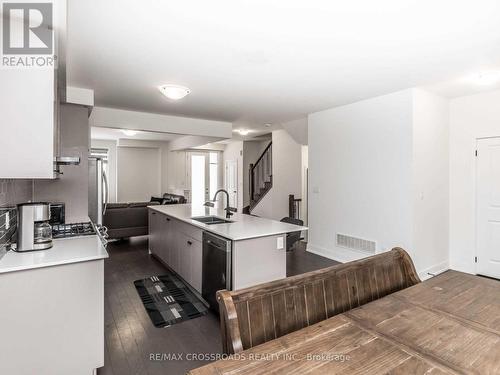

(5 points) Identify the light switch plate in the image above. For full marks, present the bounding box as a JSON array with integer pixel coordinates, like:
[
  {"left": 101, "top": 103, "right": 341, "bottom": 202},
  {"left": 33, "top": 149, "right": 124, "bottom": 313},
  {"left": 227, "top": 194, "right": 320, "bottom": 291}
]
[{"left": 277, "top": 236, "right": 284, "bottom": 250}]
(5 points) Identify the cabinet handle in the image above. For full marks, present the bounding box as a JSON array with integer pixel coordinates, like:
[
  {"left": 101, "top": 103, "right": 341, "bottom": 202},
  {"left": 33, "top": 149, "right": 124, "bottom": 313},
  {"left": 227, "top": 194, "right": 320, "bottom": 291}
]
[
  {"left": 166, "top": 218, "right": 170, "bottom": 221},
  {"left": 152, "top": 212, "right": 156, "bottom": 215},
  {"left": 187, "top": 240, "right": 192, "bottom": 245}
]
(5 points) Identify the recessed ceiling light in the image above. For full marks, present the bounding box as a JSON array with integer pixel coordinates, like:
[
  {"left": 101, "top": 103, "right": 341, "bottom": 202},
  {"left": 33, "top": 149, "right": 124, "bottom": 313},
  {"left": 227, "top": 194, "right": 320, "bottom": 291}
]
[
  {"left": 464, "top": 71, "right": 500, "bottom": 86},
  {"left": 158, "top": 84, "right": 191, "bottom": 100},
  {"left": 235, "top": 129, "right": 250, "bottom": 136},
  {"left": 121, "top": 129, "right": 138, "bottom": 136}
]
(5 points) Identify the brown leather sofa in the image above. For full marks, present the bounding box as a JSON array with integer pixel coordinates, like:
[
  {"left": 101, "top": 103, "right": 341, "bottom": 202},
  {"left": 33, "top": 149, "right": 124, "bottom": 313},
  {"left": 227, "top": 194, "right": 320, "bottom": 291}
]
[{"left": 103, "top": 202, "right": 159, "bottom": 239}]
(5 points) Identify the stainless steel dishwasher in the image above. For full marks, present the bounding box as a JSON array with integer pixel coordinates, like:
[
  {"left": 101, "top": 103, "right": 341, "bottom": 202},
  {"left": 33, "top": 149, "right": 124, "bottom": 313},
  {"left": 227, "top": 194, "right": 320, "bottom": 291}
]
[{"left": 202, "top": 232, "right": 232, "bottom": 312}]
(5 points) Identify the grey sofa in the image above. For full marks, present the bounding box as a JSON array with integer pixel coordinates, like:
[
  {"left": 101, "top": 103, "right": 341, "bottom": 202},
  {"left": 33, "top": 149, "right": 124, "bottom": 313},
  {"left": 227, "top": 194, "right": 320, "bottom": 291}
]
[
  {"left": 103, "top": 202, "right": 159, "bottom": 239},
  {"left": 150, "top": 193, "right": 187, "bottom": 205},
  {"left": 103, "top": 193, "right": 187, "bottom": 239}
]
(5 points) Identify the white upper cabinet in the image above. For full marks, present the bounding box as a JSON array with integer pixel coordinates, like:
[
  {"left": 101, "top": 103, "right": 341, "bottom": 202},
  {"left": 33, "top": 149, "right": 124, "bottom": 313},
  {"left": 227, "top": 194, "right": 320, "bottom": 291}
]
[
  {"left": 0, "top": 68, "right": 56, "bottom": 178},
  {"left": 0, "top": 2, "right": 66, "bottom": 179}
]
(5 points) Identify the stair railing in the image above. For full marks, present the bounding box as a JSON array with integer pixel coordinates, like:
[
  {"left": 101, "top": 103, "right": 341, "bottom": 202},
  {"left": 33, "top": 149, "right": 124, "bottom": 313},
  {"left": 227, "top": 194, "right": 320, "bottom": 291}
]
[
  {"left": 289, "top": 194, "right": 302, "bottom": 219},
  {"left": 249, "top": 142, "right": 272, "bottom": 202}
]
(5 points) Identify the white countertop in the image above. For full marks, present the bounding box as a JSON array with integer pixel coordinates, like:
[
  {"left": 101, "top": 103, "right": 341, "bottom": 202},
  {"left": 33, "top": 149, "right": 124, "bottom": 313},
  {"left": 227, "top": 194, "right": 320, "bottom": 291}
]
[
  {"left": 149, "top": 204, "right": 308, "bottom": 241},
  {"left": 0, "top": 235, "right": 108, "bottom": 275}
]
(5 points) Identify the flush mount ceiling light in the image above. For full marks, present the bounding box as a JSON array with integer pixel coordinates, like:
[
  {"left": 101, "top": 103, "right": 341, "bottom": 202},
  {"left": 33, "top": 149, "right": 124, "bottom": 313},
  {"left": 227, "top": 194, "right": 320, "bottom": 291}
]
[
  {"left": 158, "top": 84, "right": 191, "bottom": 100},
  {"left": 464, "top": 71, "right": 500, "bottom": 86},
  {"left": 121, "top": 129, "right": 138, "bottom": 136},
  {"left": 235, "top": 129, "right": 250, "bottom": 136},
  {"left": 264, "top": 123, "right": 272, "bottom": 127}
]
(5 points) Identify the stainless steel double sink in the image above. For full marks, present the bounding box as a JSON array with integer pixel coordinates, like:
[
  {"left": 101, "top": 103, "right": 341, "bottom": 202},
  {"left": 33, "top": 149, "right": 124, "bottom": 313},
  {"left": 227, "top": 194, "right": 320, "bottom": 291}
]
[{"left": 191, "top": 216, "right": 233, "bottom": 225}]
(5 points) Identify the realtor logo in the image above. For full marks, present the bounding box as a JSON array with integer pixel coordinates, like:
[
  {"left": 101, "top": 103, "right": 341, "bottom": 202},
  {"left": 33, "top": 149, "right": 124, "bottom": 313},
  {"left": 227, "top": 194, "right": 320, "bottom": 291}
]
[{"left": 2, "top": 2, "right": 53, "bottom": 54}]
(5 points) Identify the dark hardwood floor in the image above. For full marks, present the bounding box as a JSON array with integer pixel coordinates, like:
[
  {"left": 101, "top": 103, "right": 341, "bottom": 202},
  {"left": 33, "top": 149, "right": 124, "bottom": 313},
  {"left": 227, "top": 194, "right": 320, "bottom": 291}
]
[{"left": 99, "top": 236, "right": 338, "bottom": 375}]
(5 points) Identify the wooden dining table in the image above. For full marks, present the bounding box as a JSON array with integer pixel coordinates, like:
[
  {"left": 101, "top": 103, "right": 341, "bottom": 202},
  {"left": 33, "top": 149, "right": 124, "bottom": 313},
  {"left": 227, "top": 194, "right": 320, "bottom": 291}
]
[{"left": 188, "top": 270, "right": 500, "bottom": 374}]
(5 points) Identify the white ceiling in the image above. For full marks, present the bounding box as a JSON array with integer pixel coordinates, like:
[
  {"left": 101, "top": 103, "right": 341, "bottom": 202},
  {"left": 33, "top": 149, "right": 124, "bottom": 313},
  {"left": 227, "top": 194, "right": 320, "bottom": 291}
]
[
  {"left": 68, "top": 0, "right": 500, "bottom": 132},
  {"left": 91, "top": 127, "right": 182, "bottom": 142}
]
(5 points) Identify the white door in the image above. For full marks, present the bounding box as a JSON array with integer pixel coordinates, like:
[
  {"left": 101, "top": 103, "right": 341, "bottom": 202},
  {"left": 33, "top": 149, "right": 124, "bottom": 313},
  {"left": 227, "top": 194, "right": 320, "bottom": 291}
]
[
  {"left": 225, "top": 160, "right": 238, "bottom": 208},
  {"left": 188, "top": 151, "right": 221, "bottom": 206},
  {"left": 476, "top": 137, "right": 500, "bottom": 278},
  {"left": 190, "top": 152, "right": 209, "bottom": 207}
]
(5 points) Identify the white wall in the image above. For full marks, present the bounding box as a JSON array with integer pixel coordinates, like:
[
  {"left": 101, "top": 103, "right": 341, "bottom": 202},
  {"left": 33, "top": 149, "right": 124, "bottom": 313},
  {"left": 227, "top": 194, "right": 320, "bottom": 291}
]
[
  {"left": 412, "top": 89, "right": 450, "bottom": 276},
  {"left": 307, "top": 89, "right": 449, "bottom": 278},
  {"left": 92, "top": 137, "right": 190, "bottom": 202},
  {"left": 282, "top": 117, "right": 308, "bottom": 145},
  {"left": 449, "top": 89, "right": 500, "bottom": 273},
  {"left": 252, "top": 130, "right": 302, "bottom": 221},
  {"left": 308, "top": 90, "right": 414, "bottom": 263},
  {"left": 117, "top": 147, "right": 161, "bottom": 202},
  {"left": 90, "top": 107, "right": 232, "bottom": 138},
  {"left": 90, "top": 139, "right": 117, "bottom": 203},
  {"left": 169, "top": 135, "right": 226, "bottom": 151},
  {"left": 223, "top": 141, "right": 244, "bottom": 212},
  {"left": 91, "top": 136, "right": 227, "bottom": 203},
  {"left": 165, "top": 149, "right": 188, "bottom": 196}
]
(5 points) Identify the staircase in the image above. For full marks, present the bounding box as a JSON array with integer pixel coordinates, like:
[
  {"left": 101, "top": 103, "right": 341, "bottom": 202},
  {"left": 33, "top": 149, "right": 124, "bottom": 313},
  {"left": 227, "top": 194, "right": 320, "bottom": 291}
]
[{"left": 248, "top": 142, "right": 273, "bottom": 212}]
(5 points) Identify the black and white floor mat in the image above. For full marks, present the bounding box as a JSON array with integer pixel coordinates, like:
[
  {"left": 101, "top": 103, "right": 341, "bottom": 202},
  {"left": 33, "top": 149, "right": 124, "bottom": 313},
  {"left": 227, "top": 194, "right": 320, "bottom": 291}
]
[{"left": 134, "top": 271, "right": 208, "bottom": 328}]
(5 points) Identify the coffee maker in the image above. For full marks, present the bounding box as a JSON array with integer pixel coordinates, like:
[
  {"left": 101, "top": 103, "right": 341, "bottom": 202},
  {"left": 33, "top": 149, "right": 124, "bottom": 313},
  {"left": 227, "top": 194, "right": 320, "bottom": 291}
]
[{"left": 16, "top": 202, "right": 53, "bottom": 252}]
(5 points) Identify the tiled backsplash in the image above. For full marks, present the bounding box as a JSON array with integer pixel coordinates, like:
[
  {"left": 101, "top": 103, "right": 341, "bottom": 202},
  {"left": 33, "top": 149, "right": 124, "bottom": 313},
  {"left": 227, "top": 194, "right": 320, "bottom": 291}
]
[
  {"left": 0, "top": 179, "right": 33, "bottom": 248},
  {"left": 0, "top": 207, "right": 17, "bottom": 248}
]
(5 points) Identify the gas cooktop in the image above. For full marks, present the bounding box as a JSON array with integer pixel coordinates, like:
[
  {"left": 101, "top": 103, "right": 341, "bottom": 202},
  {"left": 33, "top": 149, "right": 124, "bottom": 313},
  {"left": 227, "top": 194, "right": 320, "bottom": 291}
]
[{"left": 52, "top": 222, "right": 96, "bottom": 239}]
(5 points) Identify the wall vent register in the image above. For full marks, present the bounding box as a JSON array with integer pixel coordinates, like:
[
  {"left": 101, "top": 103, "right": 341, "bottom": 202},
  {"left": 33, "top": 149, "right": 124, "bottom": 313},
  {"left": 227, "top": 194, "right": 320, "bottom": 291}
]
[{"left": 336, "top": 233, "right": 376, "bottom": 254}]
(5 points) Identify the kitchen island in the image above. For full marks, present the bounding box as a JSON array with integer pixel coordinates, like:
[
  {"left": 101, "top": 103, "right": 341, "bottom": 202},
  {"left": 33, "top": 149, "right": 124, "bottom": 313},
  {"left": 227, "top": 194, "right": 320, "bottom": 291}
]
[{"left": 148, "top": 204, "right": 308, "bottom": 299}]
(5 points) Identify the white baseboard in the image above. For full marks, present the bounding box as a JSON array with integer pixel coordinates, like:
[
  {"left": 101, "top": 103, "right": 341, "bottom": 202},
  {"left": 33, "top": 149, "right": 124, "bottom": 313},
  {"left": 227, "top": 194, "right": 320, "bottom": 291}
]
[
  {"left": 307, "top": 243, "right": 450, "bottom": 282},
  {"left": 418, "top": 260, "right": 449, "bottom": 281}
]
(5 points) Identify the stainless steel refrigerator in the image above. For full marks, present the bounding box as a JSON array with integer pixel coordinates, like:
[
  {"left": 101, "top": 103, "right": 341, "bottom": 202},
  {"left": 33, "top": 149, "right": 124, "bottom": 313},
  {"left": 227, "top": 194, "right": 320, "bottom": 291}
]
[{"left": 88, "top": 157, "right": 109, "bottom": 226}]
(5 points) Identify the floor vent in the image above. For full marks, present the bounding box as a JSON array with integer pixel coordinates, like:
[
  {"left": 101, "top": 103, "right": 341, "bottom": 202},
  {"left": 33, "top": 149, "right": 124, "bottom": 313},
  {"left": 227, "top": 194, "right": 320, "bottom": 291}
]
[{"left": 336, "top": 233, "right": 376, "bottom": 254}]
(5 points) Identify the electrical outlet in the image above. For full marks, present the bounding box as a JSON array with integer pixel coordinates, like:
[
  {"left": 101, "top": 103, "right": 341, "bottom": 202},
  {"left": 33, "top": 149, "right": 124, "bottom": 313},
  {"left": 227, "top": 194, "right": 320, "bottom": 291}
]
[{"left": 277, "top": 236, "right": 284, "bottom": 250}]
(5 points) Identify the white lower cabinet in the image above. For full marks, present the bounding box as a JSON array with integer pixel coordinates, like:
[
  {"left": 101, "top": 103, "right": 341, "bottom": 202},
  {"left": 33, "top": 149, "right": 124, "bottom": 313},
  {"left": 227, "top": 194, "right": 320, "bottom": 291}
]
[
  {"left": 0, "top": 260, "right": 104, "bottom": 374},
  {"left": 175, "top": 233, "right": 203, "bottom": 292},
  {"left": 149, "top": 209, "right": 203, "bottom": 293}
]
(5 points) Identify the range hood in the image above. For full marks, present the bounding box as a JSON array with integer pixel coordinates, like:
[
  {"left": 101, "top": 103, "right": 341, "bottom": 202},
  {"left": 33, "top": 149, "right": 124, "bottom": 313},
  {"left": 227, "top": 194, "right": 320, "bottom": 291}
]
[
  {"left": 53, "top": 156, "right": 81, "bottom": 175},
  {"left": 54, "top": 156, "right": 81, "bottom": 165}
]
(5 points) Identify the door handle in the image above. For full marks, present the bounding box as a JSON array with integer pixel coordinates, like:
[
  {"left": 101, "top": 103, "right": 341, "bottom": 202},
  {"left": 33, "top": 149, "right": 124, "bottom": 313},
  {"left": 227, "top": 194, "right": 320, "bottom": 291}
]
[
  {"left": 222, "top": 272, "right": 226, "bottom": 285},
  {"left": 187, "top": 240, "right": 192, "bottom": 245},
  {"left": 206, "top": 240, "right": 222, "bottom": 249},
  {"left": 102, "top": 171, "right": 109, "bottom": 216}
]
